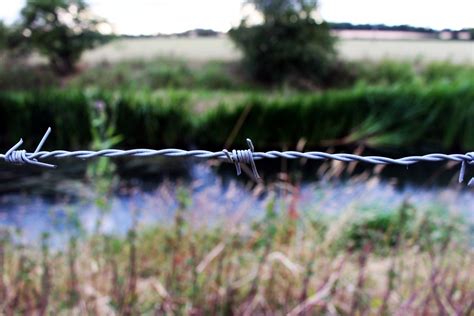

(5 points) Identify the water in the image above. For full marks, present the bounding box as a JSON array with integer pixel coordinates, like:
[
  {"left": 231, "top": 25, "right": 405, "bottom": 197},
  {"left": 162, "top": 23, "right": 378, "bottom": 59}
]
[{"left": 0, "top": 159, "right": 473, "bottom": 246}]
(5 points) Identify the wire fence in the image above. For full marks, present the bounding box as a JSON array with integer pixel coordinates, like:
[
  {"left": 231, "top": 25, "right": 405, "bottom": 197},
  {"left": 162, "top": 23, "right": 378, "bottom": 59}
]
[{"left": 1, "top": 127, "right": 473, "bottom": 186}]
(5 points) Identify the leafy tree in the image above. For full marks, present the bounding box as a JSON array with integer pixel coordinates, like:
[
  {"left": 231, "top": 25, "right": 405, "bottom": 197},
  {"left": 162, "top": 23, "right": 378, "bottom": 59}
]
[
  {"left": 252, "top": 0, "right": 318, "bottom": 21},
  {"left": 229, "top": 0, "right": 336, "bottom": 86},
  {"left": 14, "top": 0, "right": 109, "bottom": 75},
  {"left": 0, "top": 21, "right": 6, "bottom": 49}
]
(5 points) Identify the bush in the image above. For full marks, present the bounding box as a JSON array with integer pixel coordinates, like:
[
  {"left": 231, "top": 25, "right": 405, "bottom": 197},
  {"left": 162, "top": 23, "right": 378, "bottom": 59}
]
[{"left": 229, "top": 1, "right": 336, "bottom": 86}]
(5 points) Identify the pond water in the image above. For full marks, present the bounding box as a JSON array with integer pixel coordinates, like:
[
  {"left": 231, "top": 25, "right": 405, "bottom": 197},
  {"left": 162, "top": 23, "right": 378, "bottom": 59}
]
[{"left": 0, "top": 158, "right": 473, "bottom": 246}]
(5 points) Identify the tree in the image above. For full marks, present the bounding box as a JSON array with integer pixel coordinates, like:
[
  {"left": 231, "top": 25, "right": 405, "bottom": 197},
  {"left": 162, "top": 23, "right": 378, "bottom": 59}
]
[
  {"left": 252, "top": 0, "right": 318, "bottom": 21},
  {"left": 0, "top": 21, "right": 7, "bottom": 51},
  {"left": 229, "top": 0, "right": 336, "bottom": 86},
  {"left": 15, "top": 0, "right": 109, "bottom": 75}
]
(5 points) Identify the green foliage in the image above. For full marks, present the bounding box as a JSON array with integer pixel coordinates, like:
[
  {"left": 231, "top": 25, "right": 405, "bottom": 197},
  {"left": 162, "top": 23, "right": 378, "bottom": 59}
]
[
  {"left": 341, "top": 203, "right": 465, "bottom": 253},
  {"left": 68, "top": 58, "right": 244, "bottom": 90},
  {"left": 1, "top": 80, "right": 474, "bottom": 151},
  {"left": 251, "top": 0, "right": 318, "bottom": 21},
  {"left": 341, "top": 202, "right": 413, "bottom": 251},
  {"left": 0, "top": 21, "right": 7, "bottom": 50},
  {"left": 0, "top": 62, "right": 60, "bottom": 91},
  {"left": 13, "top": 0, "right": 109, "bottom": 75},
  {"left": 111, "top": 90, "right": 194, "bottom": 148},
  {"left": 1, "top": 56, "right": 473, "bottom": 92},
  {"left": 0, "top": 20, "right": 29, "bottom": 55},
  {"left": 422, "top": 61, "right": 474, "bottom": 83},
  {"left": 197, "top": 81, "right": 474, "bottom": 151},
  {"left": 354, "top": 60, "right": 419, "bottom": 85},
  {"left": 353, "top": 60, "right": 474, "bottom": 87},
  {"left": 0, "top": 89, "right": 92, "bottom": 149},
  {"left": 229, "top": 0, "right": 336, "bottom": 86}
]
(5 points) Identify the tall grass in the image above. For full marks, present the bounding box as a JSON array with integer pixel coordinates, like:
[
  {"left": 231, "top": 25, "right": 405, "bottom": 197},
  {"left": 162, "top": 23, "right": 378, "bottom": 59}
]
[
  {"left": 0, "top": 191, "right": 471, "bottom": 315},
  {"left": 1, "top": 80, "right": 474, "bottom": 151},
  {"left": 353, "top": 59, "right": 474, "bottom": 86},
  {"left": 2, "top": 56, "right": 474, "bottom": 91},
  {"left": 0, "top": 57, "right": 249, "bottom": 91}
]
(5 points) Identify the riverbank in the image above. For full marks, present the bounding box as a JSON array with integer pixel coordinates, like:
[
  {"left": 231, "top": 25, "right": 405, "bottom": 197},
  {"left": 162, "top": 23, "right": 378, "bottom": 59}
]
[{"left": 1, "top": 79, "right": 474, "bottom": 152}]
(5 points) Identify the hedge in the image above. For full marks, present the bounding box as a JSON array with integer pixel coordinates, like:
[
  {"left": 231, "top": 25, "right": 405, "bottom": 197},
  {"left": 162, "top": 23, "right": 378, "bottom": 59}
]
[{"left": 0, "top": 81, "right": 473, "bottom": 153}]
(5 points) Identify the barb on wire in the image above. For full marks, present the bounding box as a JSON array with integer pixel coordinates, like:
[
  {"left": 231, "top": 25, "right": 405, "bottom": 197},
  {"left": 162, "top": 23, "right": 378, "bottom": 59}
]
[
  {"left": 223, "top": 138, "right": 260, "bottom": 179},
  {"left": 458, "top": 152, "right": 474, "bottom": 186},
  {"left": 2, "top": 127, "right": 56, "bottom": 169},
  {"left": 1, "top": 128, "right": 473, "bottom": 186}
]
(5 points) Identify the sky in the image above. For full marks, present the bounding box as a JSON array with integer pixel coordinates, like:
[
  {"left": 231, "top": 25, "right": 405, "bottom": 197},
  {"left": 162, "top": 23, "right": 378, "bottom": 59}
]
[{"left": 1, "top": 0, "right": 473, "bottom": 35}]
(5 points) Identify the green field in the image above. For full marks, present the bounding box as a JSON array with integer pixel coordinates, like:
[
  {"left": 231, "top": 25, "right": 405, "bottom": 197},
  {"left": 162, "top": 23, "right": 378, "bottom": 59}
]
[{"left": 78, "top": 37, "right": 474, "bottom": 65}]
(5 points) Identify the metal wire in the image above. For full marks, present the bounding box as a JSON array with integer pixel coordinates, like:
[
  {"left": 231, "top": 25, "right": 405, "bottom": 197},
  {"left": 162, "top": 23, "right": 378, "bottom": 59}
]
[{"left": 1, "top": 127, "right": 473, "bottom": 185}]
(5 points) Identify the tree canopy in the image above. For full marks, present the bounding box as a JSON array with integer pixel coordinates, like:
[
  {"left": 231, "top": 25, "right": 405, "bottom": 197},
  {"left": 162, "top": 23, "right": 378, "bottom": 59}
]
[
  {"left": 229, "top": 0, "right": 336, "bottom": 86},
  {"left": 251, "top": 0, "right": 318, "bottom": 20},
  {"left": 10, "top": 0, "right": 109, "bottom": 75}
]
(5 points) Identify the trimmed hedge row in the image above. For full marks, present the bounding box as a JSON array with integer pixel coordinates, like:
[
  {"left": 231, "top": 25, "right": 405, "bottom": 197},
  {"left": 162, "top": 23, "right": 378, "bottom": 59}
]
[{"left": 1, "top": 81, "right": 473, "bottom": 152}]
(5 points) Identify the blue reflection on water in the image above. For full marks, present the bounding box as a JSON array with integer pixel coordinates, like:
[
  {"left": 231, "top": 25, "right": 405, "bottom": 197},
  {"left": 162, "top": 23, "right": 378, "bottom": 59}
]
[{"left": 0, "top": 163, "right": 473, "bottom": 246}]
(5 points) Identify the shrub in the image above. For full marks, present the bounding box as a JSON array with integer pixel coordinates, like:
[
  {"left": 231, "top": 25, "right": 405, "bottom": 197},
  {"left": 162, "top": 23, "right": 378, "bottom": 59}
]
[{"left": 229, "top": 0, "right": 336, "bottom": 86}]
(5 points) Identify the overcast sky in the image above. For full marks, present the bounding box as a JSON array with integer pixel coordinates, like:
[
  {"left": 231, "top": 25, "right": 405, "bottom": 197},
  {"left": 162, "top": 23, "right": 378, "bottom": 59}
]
[{"left": 1, "top": 0, "right": 474, "bottom": 35}]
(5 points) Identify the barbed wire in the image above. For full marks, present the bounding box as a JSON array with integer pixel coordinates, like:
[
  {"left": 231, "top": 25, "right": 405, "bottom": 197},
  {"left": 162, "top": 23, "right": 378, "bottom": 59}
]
[{"left": 1, "top": 127, "right": 473, "bottom": 186}]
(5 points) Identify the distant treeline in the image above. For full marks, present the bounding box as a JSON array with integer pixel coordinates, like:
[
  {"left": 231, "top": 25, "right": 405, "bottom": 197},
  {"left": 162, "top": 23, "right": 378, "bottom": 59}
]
[
  {"left": 118, "top": 24, "right": 473, "bottom": 39},
  {"left": 121, "top": 28, "right": 222, "bottom": 39},
  {"left": 330, "top": 23, "right": 474, "bottom": 38},
  {"left": 329, "top": 23, "right": 437, "bottom": 33}
]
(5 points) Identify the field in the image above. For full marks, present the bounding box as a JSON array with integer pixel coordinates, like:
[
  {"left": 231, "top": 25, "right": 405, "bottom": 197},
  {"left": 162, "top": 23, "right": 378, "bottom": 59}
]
[{"left": 78, "top": 37, "right": 474, "bottom": 65}]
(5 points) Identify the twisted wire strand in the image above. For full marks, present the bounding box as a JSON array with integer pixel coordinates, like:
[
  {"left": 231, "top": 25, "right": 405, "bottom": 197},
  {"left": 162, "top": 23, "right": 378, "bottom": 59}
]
[
  {"left": 1, "top": 128, "right": 473, "bottom": 185},
  {"left": 1, "top": 150, "right": 472, "bottom": 165}
]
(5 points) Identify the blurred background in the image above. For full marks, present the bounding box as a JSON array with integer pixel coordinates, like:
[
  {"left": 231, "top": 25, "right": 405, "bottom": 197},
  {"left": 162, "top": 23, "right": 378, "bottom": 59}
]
[{"left": 0, "top": 0, "right": 473, "bottom": 314}]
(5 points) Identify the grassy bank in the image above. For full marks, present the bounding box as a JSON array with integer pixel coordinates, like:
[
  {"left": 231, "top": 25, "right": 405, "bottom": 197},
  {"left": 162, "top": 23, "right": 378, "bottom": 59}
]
[
  {"left": 1, "top": 80, "right": 473, "bottom": 152},
  {"left": 2, "top": 56, "right": 474, "bottom": 92},
  {"left": 0, "top": 196, "right": 471, "bottom": 315}
]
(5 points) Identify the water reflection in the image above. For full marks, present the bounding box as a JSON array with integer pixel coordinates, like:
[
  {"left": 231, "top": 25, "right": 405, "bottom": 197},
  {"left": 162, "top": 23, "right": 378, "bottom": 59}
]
[{"left": 0, "top": 162, "right": 472, "bottom": 247}]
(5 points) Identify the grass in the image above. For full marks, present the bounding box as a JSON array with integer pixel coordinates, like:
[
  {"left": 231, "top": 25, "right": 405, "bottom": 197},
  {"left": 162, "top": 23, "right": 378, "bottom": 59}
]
[
  {"left": 2, "top": 52, "right": 473, "bottom": 92},
  {"left": 2, "top": 80, "right": 474, "bottom": 151},
  {"left": 68, "top": 58, "right": 250, "bottom": 91},
  {"left": 0, "top": 189, "right": 471, "bottom": 315}
]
